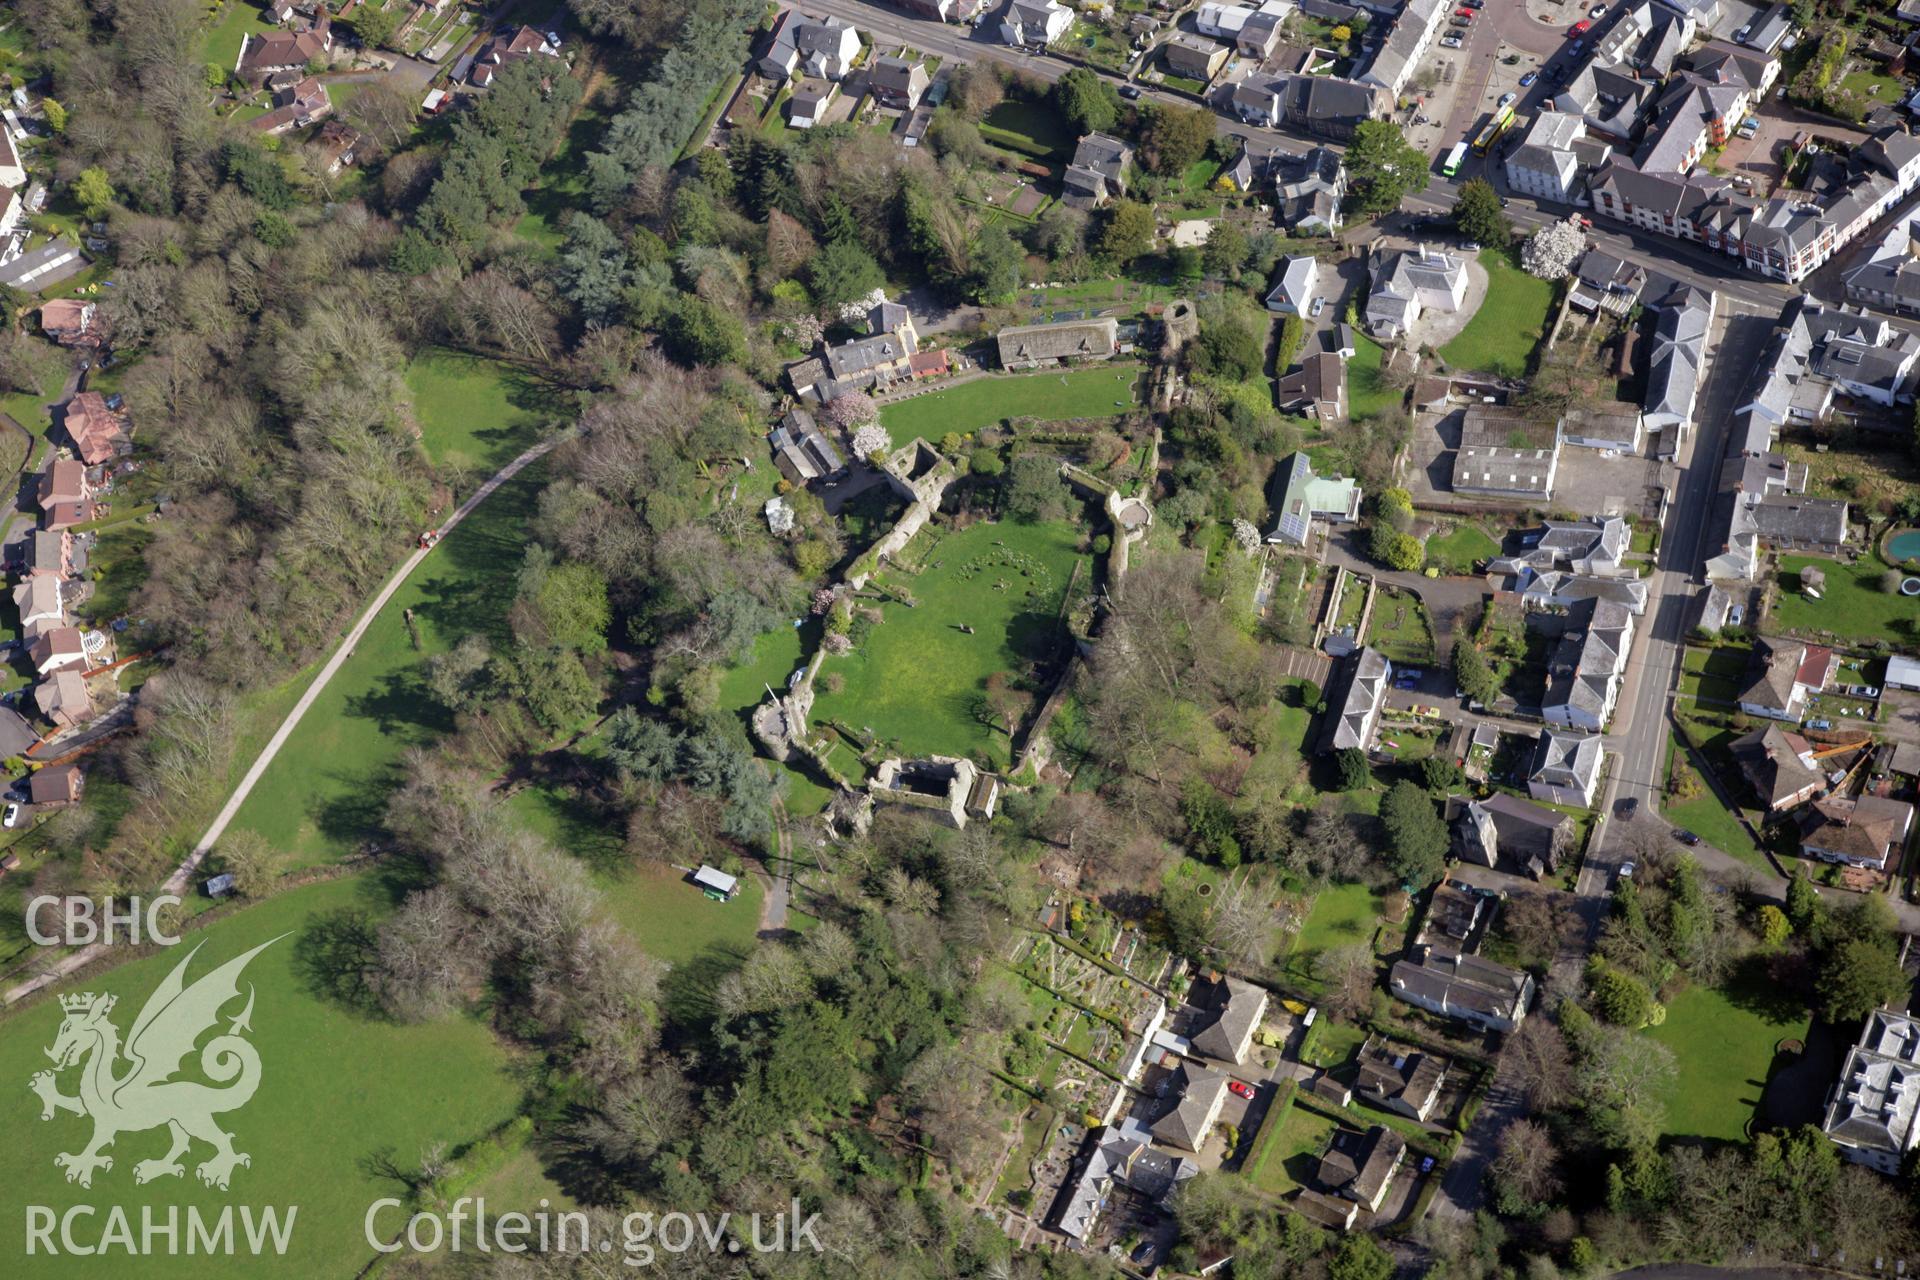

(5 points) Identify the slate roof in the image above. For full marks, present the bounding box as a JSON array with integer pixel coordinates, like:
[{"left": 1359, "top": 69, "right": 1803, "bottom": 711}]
[
  {"left": 1355, "top": 1037, "right": 1449, "bottom": 1117},
  {"left": 1740, "top": 638, "right": 1833, "bottom": 713},
  {"left": 1188, "top": 975, "right": 1268, "bottom": 1062},
  {"left": 1317, "top": 646, "right": 1389, "bottom": 753},
  {"left": 1317, "top": 1125, "right": 1406, "bottom": 1205},
  {"left": 1389, "top": 947, "right": 1532, "bottom": 1025},
  {"left": 1801, "top": 795, "right": 1915, "bottom": 866},
  {"left": 1529, "top": 727, "right": 1603, "bottom": 794},
  {"left": 1824, "top": 1011, "right": 1920, "bottom": 1159},
  {"left": 1646, "top": 285, "right": 1712, "bottom": 424},
  {"left": 1729, "top": 723, "right": 1823, "bottom": 807},
  {"left": 1542, "top": 598, "right": 1632, "bottom": 724},
  {"left": 1151, "top": 1063, "right": 1230, "bottom": 1150}
]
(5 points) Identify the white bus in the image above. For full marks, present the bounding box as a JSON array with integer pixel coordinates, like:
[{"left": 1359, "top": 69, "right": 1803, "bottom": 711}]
[{"left": 1442, "top": 142, "right": 1468, "bottom": 178}]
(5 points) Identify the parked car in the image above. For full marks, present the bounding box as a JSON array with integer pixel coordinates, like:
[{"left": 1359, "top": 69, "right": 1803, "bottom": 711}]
[
  {"left": 1589, "top": 3, "right": 1607, "bottom": 16},
  {"left": 1570, "top": 19, "right": 1592, "bottom": 36},
  {"left": 1119, "top": 84, "right": 1141, "bottom": 99},
  {"left": 1419, "top": 1155, "right": 1437, "bottom": 1173},
  {"left": 1228, "top": 1080, "right": 1256, "bottom": 1099},
  {"left": 1498, "top": 91, "right": 1516, "bottom": 107},
  {"left": 1310, "top": 296, "right": 1327, "bottom": 317},
  {"left": 1519, "top": 70, "right": 1538, "bottom": 86},
  {"left": 1618, "top": 860, "right": 1635, "bottom": 881},
  {"left": 1807, "top": 718, "right": 1833, "bottom": 730},
  {"left": 1454, "top": 5, "right": 1475, "bottom": 13},
  {"left": 1673, "top": 829, "right": 1700, "bottom": 846},
  {"left": 1615, "top": 796, "right": 1638, "bottom": 817},
  {"left": 1463, "top": 240, "right": 1482, "bottom": 251},
  {"left": 4, "top": 803, "right": 20, "bottom": 829},
  {"left": 1441, "top": 34, "right": 1464, "bottom": 48}
]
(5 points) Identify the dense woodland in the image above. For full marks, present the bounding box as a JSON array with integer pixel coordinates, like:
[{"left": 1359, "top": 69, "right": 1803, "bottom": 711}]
[{"left": 11, "top": 0, "right": 1920, "bottom": 1275}]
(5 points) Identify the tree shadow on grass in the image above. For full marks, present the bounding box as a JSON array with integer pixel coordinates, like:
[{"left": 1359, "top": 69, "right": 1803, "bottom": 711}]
[
  {"left": 310, "top": 761, "right": 409, "bottom": 855},
  {"left": 659, "top": 942, "right": 756, "bottom": 1043},
  {"left": 292, "top": 907, "right": 390, "bottom": 1019},
  {"left": 1719, "top": 952, "right": 1812, "bottom": 1026}
]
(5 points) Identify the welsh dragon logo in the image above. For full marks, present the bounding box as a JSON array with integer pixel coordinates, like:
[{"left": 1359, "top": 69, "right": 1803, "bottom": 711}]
[{"left": 29, "top": 937, "right": 282, "bottom": 1191}]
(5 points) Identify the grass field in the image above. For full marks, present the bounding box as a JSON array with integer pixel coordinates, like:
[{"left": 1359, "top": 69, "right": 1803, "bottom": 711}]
[
  {"left": 518, "top": 90, "right": 614, "bottom": 249},
  {"left": 202, "top": 0, "right": 279, "bottom": 70},
  {"left": 402, "top": 350, "right": 553, "bottom": 480},
  {"left": 1438, "top": 248, "right": 1555, "bottom": 379},
  {"left": 0, "top": 875, "right": 523, "bottom": 1278},
  {"left": 224, "top": 463, "right": 548, "bottom": 869},
  {"left": 981, "top": 100, "right": 1075, "bottom": 157},
  {"left": 1249, "top": 1102, "right": 1337, "bottom": 1196},
  {"left": 1678, "top": 644, "right": 1750, "bottom": 705},
  {"left": 879, "top": 367, "right": 1143, "bottom": 446},
  {"left": 1345, "top": 335, "right": 1403, "bottom": 421},
  {"left": 1286, "top": 882, "right": 1381, "bottom": 984},
  {"left": 811, "top": 519, "right": 1087, "bottom": 767},
  {"left": 1773, "top": 555, "right": 1914, "bottom": 647},
  {"left": 1367, "top": 590, "right": 1435, "bottom": 665},
  {"left": 1647, "top": 958, "right": 1809, "bottom": 1142},
  {"left": 1665, "top": 730, "right": 1770, "bottom": 873},
  {"left": 0, "top": 336, "right": 70, "bottom": 436},
  {"left": 1425, "top": 523, "right": 1498, "bottom": 575},
  {"left": 715, "top": 623, "right": 837, "bottom": 815}
]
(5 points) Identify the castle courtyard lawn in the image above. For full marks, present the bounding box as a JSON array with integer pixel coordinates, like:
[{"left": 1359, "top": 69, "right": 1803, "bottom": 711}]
[
  {"left": 1438, "top": 248, "right": 1556, "bottom": 379},
  {"left": 0, "top": 875, "right": 522, "bottom": 1278},
  {"left": 1646, "top": 958, "right": 1809, "bottom": 1142},
  {"left": 810, "top": 518, "right": 1088, "bottom": 768},
  {"left": 879, "top": 367, "right": 1143, "bottom": 447},
  {"left": 225, "top": 463, "right": 549, "bottom": 869}
]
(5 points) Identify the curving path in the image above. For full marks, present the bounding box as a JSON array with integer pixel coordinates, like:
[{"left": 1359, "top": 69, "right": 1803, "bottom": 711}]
[{"left": 3, "top": 432, "right": 569, "bottom": 1005}]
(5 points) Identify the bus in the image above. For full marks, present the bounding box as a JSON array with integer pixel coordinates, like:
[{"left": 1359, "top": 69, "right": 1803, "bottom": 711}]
[
  {"left": 1471, "top": 103, "right": 1516, "bottom": 156},
  {"left": 1442, "top": 142, "right": 1469, "bottom": 177}
]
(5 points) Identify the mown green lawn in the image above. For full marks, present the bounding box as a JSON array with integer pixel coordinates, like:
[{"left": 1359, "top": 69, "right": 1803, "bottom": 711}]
[
  {"left": 1773, "top": 555, "right": 1913, "bottom": 647},
  {"left": 1286, "top": 882, "right": 1382, "bottom": 983},
  {"left": 202, "top": 0, "right": 279, "bottom": 71},
  {"left": 715, "top": 622, "right": 836, "bottom": 816},
  {"left": 224, "top": 463, "right": 550, "bottom": 869},
  {"left": 811, "top": 519, "right": 1087, "bottom": 767},
  {"left": 981, "top": 99, "right": 1075, "bottom": 156},
  {"left": 1438, "top": 248, "right": 1555, "bottom": 378},
  {"left": 402, "top": 349, "right": 553, "bottom": 480},
  {"left": 879, "top": 367, "right": 1144, "bottom": 446},
  {"left": 0, "top": 335, "right": 69, "bottom": 437},
  {"left": 1425, "top": 523, "right": 1498, "bottom": 575},
  {"left": 1249, "top": 1102, "right": 1336, "bottom": 1196},
  {"left": 1346, "top": 335, "right": 1401, "bottom": 420},
  {"left": 1647, "top": 958, "right": 1809, "bottom": 1142},
  {"left": 1664, "top": 730, "right": 1770, "bottom": 873},
  {"left": 1678, "top": 644, "right": 1750, "bottom": 705},
  {"left": 0, "top": 875, "right": 523, "bottom": 1278}
]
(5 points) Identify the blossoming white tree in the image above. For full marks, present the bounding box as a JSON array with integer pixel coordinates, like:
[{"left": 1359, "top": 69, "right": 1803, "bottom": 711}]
[{"left": 1521, "top": 219, "right": 1585, "bottom": 280}]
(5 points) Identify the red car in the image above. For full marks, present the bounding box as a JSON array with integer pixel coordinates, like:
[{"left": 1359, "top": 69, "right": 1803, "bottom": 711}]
[
  {"left": 1228, "top": 1080, "right": 1256, "bottom": 1099},
  {"left": 1453, "top": 5, "right": 1474, "bottom": 13},
  {"left": 1569, "top": 18, "right": 1592, "bottom": 35}
]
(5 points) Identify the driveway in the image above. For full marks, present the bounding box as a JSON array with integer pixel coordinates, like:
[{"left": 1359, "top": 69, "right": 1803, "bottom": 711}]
[{"left": 1322, "top": 528, "right": 1487, "bottom": 667}]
